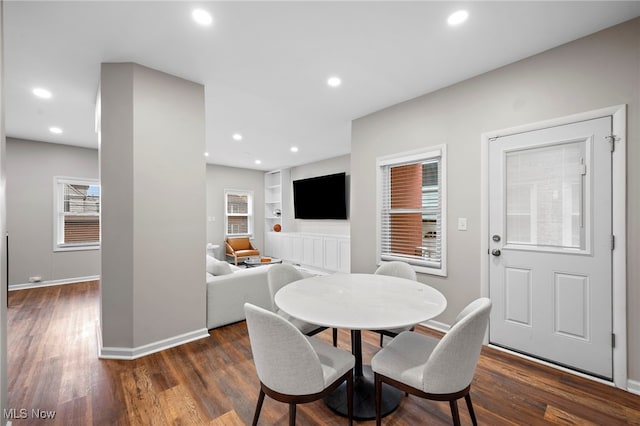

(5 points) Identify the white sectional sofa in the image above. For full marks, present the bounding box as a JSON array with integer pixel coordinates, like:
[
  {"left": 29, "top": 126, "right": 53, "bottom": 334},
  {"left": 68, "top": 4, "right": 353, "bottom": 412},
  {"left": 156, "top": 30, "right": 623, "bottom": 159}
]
[{"left": 206, "top": 256, "right": 273, "bottom": 329}]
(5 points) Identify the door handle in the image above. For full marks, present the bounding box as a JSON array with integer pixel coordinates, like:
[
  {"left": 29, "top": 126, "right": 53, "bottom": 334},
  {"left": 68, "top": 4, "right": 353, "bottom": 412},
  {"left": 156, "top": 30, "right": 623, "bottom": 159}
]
[{"left": 491, "top": 249, "right": 501, "bottom": 257}]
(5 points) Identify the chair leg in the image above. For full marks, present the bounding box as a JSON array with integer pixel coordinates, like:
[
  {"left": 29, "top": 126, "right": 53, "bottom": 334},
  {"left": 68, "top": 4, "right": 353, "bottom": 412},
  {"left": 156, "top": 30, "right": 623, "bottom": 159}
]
[
  {"left": 332, "top": 328, "right": 338, "bottom": 347},
  {"left": 289, "top": 403, "right": 296, "bottom": 426},
  {"left": 465, "top": 393, "right": 478, "bottom": 426},
  {"left": 252, "top": 389, "right": 265, "bottom": 426},
  {"left": 347, "top": 372, "right": 354, "bottom": 426},
  {"left": 375, "top": 373, "right": 382, "bottom": 426},
  {"left": 379, "top": 333, "right": 384, "bottom": 347},
  {"left": 449, "top": 399, "right": 461, "bottom": 426}
]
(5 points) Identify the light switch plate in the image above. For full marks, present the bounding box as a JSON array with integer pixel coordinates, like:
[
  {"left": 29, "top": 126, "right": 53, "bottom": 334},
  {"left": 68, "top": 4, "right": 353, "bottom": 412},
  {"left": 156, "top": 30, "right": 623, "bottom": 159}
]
[{"left": 458, "top": 217, "right": 468, "bottom": 231}]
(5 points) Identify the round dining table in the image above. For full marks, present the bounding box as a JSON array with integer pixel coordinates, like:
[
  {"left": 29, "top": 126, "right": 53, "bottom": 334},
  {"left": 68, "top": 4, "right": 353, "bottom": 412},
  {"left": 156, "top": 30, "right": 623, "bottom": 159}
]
[{"left": 274, "top": 272, "right": 447, "bottom": 420}]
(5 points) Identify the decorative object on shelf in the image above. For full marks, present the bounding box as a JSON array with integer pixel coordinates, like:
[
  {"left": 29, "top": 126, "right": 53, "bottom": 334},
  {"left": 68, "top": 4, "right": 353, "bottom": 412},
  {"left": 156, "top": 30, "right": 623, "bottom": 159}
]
[
  {"left": 273, "top": 224, "right": 282, "bottom": 232},
  {"left": 274, "top": 208, "right": 281, "bottom": 217}
]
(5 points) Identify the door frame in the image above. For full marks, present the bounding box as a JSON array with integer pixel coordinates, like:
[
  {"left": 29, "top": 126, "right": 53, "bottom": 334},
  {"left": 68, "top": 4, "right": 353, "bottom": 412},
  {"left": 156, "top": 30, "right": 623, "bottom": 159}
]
[{"left": 480, "top": 105, "right": 627, "bottom": 389}]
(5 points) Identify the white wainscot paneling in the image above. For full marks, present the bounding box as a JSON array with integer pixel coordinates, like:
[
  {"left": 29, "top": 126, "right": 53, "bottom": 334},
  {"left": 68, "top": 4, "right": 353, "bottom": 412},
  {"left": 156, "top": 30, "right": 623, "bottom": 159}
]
[
  {"left": 265, "top": 232, "right": 282, "bottom": 258},
  {"left": 270, "top": 232, "right": 350, "bottom": 273},
  {"left": 302, "top": 234, "right": 324, "bottom": 269}
]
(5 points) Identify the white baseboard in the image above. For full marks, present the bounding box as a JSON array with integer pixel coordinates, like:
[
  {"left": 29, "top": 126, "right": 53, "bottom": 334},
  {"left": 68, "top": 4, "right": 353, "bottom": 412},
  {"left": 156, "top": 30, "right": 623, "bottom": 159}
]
[
  {"left": 420, "top": 319, "right": 450, "bottom": 333},
  {"left": 98, "top": 327, "right": 210, "bottom": 360},
  {"left": 628, "top": 379, "right": 640, "bottom": 395},
  {"left": 9, "top": 275, "right": 100, "bottom": 291}
]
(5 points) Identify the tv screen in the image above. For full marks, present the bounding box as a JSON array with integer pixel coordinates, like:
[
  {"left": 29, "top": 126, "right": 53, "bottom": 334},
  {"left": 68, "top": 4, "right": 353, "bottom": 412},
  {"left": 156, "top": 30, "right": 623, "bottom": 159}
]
[{"left": 293, "top": 172, "right": 348, "bottom": 220}]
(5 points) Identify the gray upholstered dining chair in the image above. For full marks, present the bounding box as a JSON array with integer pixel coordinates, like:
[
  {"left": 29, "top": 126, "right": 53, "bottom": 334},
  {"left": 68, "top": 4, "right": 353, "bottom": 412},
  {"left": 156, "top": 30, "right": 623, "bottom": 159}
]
[
  {"left": 244, "top": 303, "right": 355, "bottom": 426},
  {"left": 371, "top": 298, "right": 491, "bottom": 426},
  {"left": 373, "top": 261, "right": 418, "bottom": 346},
  {"left": 268, "top": 263, "right": 338, "bottom": 347}
]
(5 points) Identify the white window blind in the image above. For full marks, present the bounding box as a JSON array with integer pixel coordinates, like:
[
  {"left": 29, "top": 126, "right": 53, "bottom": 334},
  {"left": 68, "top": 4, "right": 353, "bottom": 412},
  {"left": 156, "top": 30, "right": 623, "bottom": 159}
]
[
  {"left": 225, "top": 189, "right": 253, "bottom": 236},
  {"left": 505, "top": 141, "right": 585, "bottom": 249},
  {"left": 378, "top": 146, "right": 447, "bottom": 275},
  {"left": 54, "top": 177, "right": 100, "bottom": 251}
]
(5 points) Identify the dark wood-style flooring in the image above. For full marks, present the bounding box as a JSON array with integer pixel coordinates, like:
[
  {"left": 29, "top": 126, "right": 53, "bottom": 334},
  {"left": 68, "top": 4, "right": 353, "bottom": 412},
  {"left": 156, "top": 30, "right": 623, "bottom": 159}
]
[{"left": 6, "top": 281, "right": 640, "bottom": 425}]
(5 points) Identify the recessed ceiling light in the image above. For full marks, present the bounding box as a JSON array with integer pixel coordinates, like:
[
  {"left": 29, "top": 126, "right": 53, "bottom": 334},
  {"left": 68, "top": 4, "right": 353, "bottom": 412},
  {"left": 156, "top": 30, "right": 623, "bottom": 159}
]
[
  {"left": 204, "top": 152, "right": 209, "bottom": 157},
  {"left": 33, "top": 87, "right": 52, "bottom": 99},
  {"left": 232, "top": 133, "right": 243, "bottom": 141},
  {"left": 49, "top": 126, "right": 63, "bottom": 134},
  {"left": 447, "top": 10, "right": 469, "bottom": 26},
  {"left": 254, "top": 160, "right": 262, "bottom": 165},
  {"left": 327, "top": 76, "right": 342, "bottom": 87},
  {"left": 192, "top": 9, "right": 213, "bottom": 26},
  {"left": 290, "top": 146, "right": 299, "bottom": 153}
]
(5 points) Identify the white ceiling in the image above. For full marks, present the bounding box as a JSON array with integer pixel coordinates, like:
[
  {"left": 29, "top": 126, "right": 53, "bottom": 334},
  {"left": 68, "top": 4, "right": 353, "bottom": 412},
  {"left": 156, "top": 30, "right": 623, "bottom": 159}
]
[{"left": 5, "top": 1, "right": 640, "bottom": 171}]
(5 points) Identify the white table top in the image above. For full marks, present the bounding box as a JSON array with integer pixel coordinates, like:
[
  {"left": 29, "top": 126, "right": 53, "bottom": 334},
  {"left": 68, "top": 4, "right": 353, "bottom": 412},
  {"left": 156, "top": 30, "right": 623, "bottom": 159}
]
[{"left": 274, "top": 273, "right": 447, "bottom": 330}]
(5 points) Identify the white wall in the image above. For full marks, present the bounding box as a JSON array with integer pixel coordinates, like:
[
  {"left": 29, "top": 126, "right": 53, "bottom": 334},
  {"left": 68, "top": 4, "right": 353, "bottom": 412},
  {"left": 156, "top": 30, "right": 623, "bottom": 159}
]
[
  {"left": 288, "top": 154, "right": 350, "bottom": 235},
  {"left": 206, "top": 164, "right": 265, "bottom": 255},
  {"left": 6, "top": 138, "right": 100, "bottom": 285},
  {"left": 350, "top": 19, "right": 640, "bottom": 380}
]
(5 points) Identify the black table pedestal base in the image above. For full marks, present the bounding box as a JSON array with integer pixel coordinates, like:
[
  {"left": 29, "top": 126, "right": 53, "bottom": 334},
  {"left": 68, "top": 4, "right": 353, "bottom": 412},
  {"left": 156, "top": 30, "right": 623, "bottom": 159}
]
[{"left": 324, "top": 365, "right": 402, "bottom": 420}]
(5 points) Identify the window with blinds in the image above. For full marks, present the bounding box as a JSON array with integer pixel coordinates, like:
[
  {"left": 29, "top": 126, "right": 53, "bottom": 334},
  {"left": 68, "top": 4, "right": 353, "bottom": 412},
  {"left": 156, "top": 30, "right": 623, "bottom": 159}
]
[
  {"left": 225, "top": 189, "right": 253, "bottom": 236},
  {"left": 55, "top": 177, "right": 100, "bottom": 251},
  {"left": 377, "top": 146, "right": 447, "bottom": 276}
]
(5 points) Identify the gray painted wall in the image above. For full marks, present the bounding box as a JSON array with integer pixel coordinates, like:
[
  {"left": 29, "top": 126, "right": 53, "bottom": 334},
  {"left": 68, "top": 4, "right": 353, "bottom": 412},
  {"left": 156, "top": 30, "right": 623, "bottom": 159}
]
[
  {"left": 206, "top": 164, "right": 265, "bottom": 256},
  {"left": 0, "top": 1, "right": 8, "bottom": 413},
  {"left": 6, "top": 138, "right": 100, "bottom": 285},
  {"left": 351, "top": 19, "right": 640, "bottom": 379},
  {"left": 100, "top": 63, "right": 206, "bottom": 349}
]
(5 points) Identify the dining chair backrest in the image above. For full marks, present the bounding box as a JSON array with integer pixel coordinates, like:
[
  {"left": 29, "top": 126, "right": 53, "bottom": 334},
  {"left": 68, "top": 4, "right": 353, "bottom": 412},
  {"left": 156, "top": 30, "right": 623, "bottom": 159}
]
[
  {"left": 244, "top": 303, "right": 326, "bottom": 395},
  {"left": 421, "top": 298, "right": 491, "bottom": 394},
  {"left": 267, "top": 263, "right": 305, "bottom": 312},
  {"left": 374, "top": 261, "right": 417, "bottom": 281}
]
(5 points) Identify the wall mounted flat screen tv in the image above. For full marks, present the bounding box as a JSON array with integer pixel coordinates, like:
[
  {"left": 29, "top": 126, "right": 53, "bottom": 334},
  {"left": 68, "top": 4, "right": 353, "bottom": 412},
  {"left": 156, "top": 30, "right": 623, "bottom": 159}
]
[{"left": 293, "top": 172, "right": 348, "bottom": 220}]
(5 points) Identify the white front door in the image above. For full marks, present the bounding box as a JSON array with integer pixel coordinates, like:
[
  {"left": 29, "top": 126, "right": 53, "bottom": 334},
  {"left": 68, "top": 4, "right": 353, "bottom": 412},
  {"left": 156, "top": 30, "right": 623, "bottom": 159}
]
[{"left": 488, "top": 116, "right": 613, "bottom": 379}]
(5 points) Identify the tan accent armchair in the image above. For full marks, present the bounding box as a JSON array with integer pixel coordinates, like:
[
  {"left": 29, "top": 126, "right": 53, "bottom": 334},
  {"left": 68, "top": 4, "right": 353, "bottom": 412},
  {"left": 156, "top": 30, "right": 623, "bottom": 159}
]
[{"left": 225, "top": 237, "right": 260, "bottom": 265}]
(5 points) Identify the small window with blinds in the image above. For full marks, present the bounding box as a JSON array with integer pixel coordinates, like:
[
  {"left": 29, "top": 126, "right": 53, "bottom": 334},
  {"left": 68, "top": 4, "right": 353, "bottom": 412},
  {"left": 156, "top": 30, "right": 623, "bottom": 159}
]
[
  {"left": 54, "top": 177, "right": 100, "bottom": 251},
  {"left": 225, "top": 189, "right": 254, "bottom": 237},
  {"left": 377, "top": 145, "right": 447, "bottom": 276}
]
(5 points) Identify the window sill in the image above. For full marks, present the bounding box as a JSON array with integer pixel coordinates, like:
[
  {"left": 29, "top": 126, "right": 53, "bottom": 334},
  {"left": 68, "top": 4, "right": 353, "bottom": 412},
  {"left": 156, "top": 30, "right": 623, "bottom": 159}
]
[
  {"left": 54, "top": 244, "right": 100, "bottom": 253},
  {"left": 413, "top": 264, "right": 447, "bottom": 277},
  {"left": 380, "top": 255, "right": 447, "bottom": 277}
]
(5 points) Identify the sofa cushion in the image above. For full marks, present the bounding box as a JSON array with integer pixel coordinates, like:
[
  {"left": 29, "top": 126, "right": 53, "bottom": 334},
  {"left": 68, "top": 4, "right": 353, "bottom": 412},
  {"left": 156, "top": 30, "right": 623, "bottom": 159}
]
[
  {"left": 207, "top": 255, "right": 233, "bottom": 276},
  {"left": 206, "top": 264, "right": 274, "bottom": 329},
  {"left": 234, "top": 249, "right": 260, "bottom": 258}
]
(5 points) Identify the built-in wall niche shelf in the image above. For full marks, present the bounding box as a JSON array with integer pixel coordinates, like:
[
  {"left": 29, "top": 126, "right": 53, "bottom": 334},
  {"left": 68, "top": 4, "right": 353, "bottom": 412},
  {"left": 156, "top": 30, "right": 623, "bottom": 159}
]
[{"left": 264, "top": 169, "right": 290, "bottom": 236}]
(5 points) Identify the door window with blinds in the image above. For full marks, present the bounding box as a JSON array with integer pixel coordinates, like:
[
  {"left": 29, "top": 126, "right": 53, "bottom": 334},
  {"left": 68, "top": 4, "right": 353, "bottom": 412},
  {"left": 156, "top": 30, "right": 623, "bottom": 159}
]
[
  {"left": 377, "top": 145, "right": 447, "bottom": 276},
  {"left": 505, "top": 141, "right": 585, "bottom": 250},
  {"left": 225, "top": 189, "right": 254, "bottom": 237},
  {"left": 54, "top": 177, "right": 100, "bottom": 251}
]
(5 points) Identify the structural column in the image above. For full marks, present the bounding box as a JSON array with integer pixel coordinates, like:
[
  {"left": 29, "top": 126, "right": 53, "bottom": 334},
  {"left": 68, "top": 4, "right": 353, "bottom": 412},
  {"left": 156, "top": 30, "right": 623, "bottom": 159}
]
[{"left": 99, "top": 63, "right": 207, "bottom": 357}]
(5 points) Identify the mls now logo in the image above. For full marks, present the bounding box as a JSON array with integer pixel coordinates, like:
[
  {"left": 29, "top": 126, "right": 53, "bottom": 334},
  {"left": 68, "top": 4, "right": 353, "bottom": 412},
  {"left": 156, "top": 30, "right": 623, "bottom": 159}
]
[{"left": 4, "top": 408, "right": 56, "bottom": 420}]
